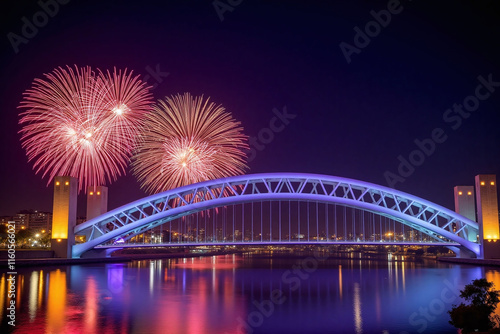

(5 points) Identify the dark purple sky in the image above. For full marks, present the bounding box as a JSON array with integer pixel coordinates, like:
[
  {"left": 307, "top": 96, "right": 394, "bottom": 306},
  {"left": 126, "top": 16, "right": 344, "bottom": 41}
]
[{"left": 1, "top": 0, "right": 499, "bottom": 217}]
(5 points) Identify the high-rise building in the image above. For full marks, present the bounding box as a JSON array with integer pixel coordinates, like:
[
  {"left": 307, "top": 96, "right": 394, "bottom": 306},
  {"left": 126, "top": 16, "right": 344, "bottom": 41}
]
[
  {"left": 453, "top": 186, "right": 477, "bottom": 242},
  {"left": 13, "top": 211, "right": 29, "bottom": 232},
  {"left": 86, "top": 186, "right": 108, "bottom": 221},
  {"left": 475, "top": 174, "right": 500, "bottom": 259},
  {"left": 9, "top": 211, "right": 52, "bottom": 233},
  {"left": 51, "top": 176, "right": 77, "bottom": 258},
  {"left": 4, "top": 210, "right": 85, "bottom": 233},
  {"left": 29, "top": 211, "right": 52, "bottom": 232}
]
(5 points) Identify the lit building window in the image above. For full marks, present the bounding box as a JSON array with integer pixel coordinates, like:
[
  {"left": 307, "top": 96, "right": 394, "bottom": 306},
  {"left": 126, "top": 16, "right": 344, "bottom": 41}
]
[
  {"left": 90, "top": 192, "right": 94, "bottom": 195},
  {"left": 56, "top": 181, "right": 60, "bottom": 186},
  {"left": 65, "top": 181, "right": 69, "bottom": 186},
  {"left": 97, "top": 191, "right": 101, "bottom": 195},
  {"left": 481, "top": 181, "right": 485, "bottom": 186},
  {"left": 458, "top": 191, "right": 463, "bottom": 195},
  {"left": 491, "top": 181, "right": 495, "bottom": 186},
  {"left": 467, "top": 191, "right": 472, "bottom": 195}
]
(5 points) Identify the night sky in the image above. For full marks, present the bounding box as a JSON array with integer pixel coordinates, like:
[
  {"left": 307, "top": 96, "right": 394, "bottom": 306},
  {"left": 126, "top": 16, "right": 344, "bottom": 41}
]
[{"left": 1, "top": 0, "right": 499, "bottom": 217}]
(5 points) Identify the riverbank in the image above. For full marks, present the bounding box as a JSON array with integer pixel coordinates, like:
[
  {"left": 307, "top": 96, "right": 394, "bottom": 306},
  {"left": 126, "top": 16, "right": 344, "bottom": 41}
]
[{"left": 438, "top": 256, "right": 500, "bottom": 267}]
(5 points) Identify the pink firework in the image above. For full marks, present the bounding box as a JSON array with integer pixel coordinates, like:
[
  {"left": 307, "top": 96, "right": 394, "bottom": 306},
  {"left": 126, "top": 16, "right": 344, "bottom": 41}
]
[
  {"left": 19, "top": 65, "right": 153, "bottom": 192},
  {"left": 132, "top": 93, "right": 248, "bottom": 193}
]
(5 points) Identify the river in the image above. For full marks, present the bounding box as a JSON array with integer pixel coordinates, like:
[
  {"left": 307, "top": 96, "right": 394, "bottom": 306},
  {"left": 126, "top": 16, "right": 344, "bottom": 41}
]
[{"left": 1, "top": 252, "right": 499, "bottom": 333}]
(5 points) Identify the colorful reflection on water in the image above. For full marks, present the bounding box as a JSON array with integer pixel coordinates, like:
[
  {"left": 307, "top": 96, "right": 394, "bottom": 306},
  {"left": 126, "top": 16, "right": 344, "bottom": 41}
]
[{"left": 0, "top": 254, "right": 496, "bottom": 333}]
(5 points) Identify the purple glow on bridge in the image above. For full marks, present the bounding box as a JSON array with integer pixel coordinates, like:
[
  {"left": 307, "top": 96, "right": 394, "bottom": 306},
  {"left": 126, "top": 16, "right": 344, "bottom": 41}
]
[{"left": 73, "top": 173, "right": 480, "bottom": 258}]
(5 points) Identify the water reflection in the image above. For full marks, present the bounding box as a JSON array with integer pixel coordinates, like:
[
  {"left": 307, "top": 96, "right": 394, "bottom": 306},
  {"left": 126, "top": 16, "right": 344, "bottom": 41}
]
[
  {"left": 0, "top": 255, "right": 497, "bottom": 333},
  {"left": 84, "top": 276, "right": 97, "bottom": 334},
  {"left": 353, "top": 282, "right": 363, "bottom": 334},
  {"left": 338, "top": 264, "right": 343, "bottom": 299},
  {"left": 0, "top": 276, "right": 5, "bottom": 320},
  {"left": 486, "top": 270, "right": 500, "bottom": 320},
  {"left": 47, "top": 269, "right": 66, "bottom": 333},
  {"left": 28, "top": 271, "right": 38, "bottom": 321}
]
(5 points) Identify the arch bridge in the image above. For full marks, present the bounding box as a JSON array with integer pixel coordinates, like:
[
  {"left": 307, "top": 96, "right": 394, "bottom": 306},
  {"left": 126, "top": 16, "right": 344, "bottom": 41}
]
[{"left": 73, "top": 173, "right": 480, "bottom": 258}]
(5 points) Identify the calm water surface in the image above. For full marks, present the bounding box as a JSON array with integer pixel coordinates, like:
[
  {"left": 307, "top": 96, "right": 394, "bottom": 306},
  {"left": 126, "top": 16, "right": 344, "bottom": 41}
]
[{"left": 1, "top": 253, "right": 499, "bottom": 334}]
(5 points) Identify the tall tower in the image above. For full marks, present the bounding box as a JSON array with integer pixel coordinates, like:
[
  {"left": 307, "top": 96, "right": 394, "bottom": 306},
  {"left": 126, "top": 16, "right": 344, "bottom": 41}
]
[
  {"left": 86, "top": 186, "right": 108, "bottom": 221},
  {"left": 51, "top": 176, "right": 77, "bottom": 258},
  {"left": 453, "top": 186, "right": 477, "bottom": 242},
  {"left": 475, "top": 174, "right": 500, "bottom": 259}
]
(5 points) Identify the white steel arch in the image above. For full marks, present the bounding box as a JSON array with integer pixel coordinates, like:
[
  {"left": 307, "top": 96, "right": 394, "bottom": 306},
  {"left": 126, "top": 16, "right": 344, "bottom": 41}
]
[{"left": 72, "top": 173, "right": 480, "bottom": 258}]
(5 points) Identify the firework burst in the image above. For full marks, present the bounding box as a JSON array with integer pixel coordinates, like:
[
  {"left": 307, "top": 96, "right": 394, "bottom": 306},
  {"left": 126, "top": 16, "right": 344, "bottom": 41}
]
[
  {"left": 19, "top": 65, "right": 153, "bottom": 192},
  {"left": 132, "top": 93, "right": 248, "bottom": 193}
]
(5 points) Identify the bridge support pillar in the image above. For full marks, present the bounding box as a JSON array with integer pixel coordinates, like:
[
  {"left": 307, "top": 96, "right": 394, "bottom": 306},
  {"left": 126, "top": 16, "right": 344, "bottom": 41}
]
[
  {"left": 86, "top": 186, "right": 108, "bottom": 220},
  {"left": 475, "top": 174, "right": 500, "bottom": 259},
  {"left": 447, "top": 246, "right": 477, "bottom": 259},
  {"left": 51, "top": 176, "right": 77, "bottom": 258},
  {"left": 481, "top": 241, "right": 500, "bottom": 260}
]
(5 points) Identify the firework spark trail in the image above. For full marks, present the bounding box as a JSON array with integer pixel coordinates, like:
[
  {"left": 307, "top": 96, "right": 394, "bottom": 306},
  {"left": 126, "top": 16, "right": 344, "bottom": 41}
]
[
  {"left": 19, "top": 65, "right": 153, "bottom": 192},
  {"left": 132, "top": 93, "right": 248, "bottom": 194}
]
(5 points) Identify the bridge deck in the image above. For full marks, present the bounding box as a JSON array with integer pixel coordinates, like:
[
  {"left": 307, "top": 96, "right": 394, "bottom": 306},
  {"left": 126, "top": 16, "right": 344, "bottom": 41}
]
[{"left": 96, "top": 241, "right": 461, "bottom": 249}]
